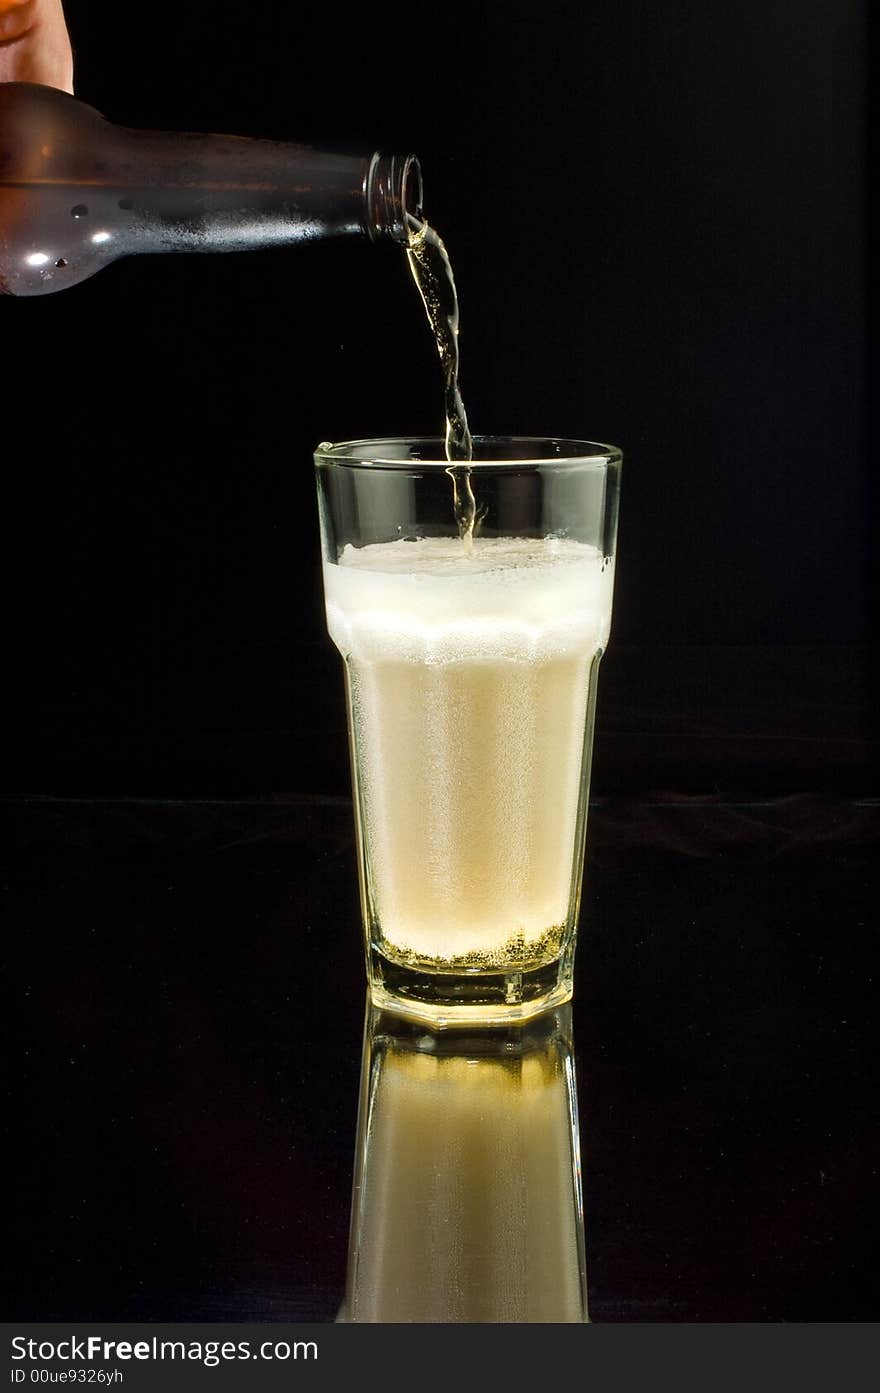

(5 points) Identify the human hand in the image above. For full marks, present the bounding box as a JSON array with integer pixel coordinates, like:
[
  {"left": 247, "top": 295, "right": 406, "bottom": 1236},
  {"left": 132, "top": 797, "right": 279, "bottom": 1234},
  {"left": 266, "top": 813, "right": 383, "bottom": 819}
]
[{"left": 0, "top": 0, "right": 73, "bottom": 91}]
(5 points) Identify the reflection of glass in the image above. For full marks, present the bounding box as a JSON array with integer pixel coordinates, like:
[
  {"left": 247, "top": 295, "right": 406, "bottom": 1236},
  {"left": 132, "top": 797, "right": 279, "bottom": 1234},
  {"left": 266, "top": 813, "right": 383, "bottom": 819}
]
[
  {"left": 315, "top": 437, "right": 621, "bottom": 1026},
  {"left": 341, "top": 1003, "right": 587, "bottom": 1322}
]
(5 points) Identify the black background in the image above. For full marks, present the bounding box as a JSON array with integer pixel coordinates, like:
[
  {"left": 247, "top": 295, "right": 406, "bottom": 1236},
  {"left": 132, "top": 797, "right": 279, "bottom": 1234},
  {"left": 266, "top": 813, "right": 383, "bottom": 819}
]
[{"left": 3, "top": 0, "right": 875, "bottom": 1326}]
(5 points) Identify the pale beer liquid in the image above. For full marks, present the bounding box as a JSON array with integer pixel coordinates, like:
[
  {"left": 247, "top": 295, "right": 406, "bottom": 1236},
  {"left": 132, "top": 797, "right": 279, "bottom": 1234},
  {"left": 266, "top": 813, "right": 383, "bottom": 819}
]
[
  {"left": 405, "top": 218, "right": 476, "bottom": 540},
  {"left": 324, "top": 536, "right": 614, "bottom": 972}
]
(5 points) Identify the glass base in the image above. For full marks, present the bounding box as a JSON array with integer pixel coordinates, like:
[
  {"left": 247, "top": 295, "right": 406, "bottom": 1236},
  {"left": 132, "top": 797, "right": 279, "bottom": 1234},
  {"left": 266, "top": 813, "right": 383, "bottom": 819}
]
[{"left": 368, "top": 946, "right": 574, "bottom": 1029}]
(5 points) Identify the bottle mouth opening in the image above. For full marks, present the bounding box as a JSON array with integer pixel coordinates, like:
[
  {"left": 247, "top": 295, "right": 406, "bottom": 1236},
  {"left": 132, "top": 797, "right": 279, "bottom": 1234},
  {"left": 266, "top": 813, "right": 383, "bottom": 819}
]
[
  {"left": 402, "top": 155, "right": 424, "bottom": 223},
  {"left": 366, "top": 152, "right": 423, "bottom": 243}
]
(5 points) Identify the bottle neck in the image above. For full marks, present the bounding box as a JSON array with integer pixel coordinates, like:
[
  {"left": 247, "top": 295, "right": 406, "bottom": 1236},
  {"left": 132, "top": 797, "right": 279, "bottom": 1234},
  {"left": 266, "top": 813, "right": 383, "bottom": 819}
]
[
  {"left": 365, "top": 152, "right": 423, "bottom": 243},
  {"left": 108, "top": 128, "right": 423, "bottom": 248}
]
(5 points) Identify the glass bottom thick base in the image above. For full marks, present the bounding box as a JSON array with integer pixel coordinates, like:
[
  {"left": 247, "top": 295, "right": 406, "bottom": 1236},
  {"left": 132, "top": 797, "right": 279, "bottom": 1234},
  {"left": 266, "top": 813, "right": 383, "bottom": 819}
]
[{"left": 368, "top": 946, "right": 574, "bottom": 1029}]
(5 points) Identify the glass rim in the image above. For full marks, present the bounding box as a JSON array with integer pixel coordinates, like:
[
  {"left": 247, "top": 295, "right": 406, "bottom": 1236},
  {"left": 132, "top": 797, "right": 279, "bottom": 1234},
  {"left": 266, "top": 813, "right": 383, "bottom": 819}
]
[{"left": 314, "top": 434, "right": 623, "bottom": 471}]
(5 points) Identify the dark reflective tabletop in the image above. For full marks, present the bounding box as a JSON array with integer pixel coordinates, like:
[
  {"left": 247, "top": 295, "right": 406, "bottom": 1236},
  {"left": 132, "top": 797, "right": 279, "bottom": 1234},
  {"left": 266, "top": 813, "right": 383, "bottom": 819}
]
[{"left": 3, "top": 794, "right": 876, "bottom": 1321}]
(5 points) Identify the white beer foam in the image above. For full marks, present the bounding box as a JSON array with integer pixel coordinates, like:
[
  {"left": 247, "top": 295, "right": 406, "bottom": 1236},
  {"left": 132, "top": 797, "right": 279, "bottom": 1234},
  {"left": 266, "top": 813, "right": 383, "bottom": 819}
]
[{"left": 324, "top": 536, "right": 614, "bottom": 664}]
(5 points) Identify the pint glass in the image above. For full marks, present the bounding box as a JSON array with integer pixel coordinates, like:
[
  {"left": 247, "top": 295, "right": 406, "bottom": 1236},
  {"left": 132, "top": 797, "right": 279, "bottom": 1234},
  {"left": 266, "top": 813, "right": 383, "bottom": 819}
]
[{"left": 315, "top": 437, "right": 621, "bottom": 1025}]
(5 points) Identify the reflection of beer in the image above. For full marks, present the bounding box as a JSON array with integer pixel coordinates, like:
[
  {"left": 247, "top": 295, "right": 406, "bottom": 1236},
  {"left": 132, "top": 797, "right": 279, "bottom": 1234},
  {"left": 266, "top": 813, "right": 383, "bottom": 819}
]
[
  {"left": 344, "top": 1007, "right": 587, "bottom": 1323},
  {"left": 324, "top": 534, "right": 614, "bottom": 972}
]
